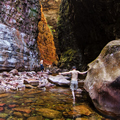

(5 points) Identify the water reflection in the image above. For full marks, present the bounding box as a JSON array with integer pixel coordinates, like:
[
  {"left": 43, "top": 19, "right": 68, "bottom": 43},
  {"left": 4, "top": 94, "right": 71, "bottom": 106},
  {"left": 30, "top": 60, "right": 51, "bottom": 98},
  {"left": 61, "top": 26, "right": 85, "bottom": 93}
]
[{"left": 0, "top": 87, "right": 113, "bottom": 120}]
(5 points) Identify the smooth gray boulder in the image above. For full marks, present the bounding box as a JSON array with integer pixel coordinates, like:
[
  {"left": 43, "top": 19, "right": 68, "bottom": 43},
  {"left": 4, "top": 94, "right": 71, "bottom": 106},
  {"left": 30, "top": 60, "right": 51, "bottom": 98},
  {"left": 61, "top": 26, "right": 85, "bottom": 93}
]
[{"left": 84, "top": 40, "right": 120, "bottom": 117}]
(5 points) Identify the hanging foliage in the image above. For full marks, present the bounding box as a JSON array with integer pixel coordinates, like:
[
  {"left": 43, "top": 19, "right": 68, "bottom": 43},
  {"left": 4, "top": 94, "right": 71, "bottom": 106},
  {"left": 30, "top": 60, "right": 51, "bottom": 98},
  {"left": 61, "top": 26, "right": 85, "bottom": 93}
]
[{"left": 37, "top": 5, "right": 58, "bottom": 66}]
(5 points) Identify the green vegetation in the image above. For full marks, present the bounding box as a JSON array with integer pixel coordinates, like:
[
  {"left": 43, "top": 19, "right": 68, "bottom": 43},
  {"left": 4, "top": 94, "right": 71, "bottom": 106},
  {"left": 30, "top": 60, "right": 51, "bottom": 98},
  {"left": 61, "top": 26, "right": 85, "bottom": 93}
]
[{"left": 29, "top": 8, "right": 38, "bottom": 18}]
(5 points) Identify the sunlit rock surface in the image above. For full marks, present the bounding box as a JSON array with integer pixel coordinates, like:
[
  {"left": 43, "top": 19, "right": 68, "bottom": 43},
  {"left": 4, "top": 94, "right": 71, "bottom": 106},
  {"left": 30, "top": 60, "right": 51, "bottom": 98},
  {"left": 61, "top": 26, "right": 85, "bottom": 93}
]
[
  {"left": 0, "top": 0, "right": 41, "bottom": 71},
  {"left": 84, "top": 40, "right": 120, "bottom": 117}
]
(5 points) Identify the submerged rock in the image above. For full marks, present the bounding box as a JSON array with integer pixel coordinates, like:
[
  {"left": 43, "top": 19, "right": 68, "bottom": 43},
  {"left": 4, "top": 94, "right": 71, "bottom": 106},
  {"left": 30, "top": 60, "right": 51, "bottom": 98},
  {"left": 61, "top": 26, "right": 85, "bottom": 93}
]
[
  {"left": 13, "top": 108, "right": 31, "bottom": 114},
  {"left": 0, "top": 113, "right": 8, "bottom": 118},
  {"left": 63, "top": 104, "right": 92, "bottom": 118},
  {"left": 36, "top": 108, "right": 62, "bottom": 119},
  {"left": 0, "top": 94, "right": 9, "bottom": 98},
  {"left": 27, "top": 116, "right": 43, "bottom": 120},
  {"left": 84, "top": 40, "right": 120, "bottom": 117},
  {"left": 13, "top": 112, "right": 23, "bottom": 118}
]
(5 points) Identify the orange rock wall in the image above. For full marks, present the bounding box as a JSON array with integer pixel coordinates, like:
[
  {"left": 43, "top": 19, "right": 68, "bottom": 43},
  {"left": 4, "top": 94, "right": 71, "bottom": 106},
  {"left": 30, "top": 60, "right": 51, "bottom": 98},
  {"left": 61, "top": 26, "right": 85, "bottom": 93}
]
[{"left": 37, "top": 5, "right": 58, "bottom": 66}]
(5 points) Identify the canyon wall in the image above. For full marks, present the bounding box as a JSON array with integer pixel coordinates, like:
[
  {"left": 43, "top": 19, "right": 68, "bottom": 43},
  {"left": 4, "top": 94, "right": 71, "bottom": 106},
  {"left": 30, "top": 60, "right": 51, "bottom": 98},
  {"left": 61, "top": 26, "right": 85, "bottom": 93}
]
[{"left": 0, "top": 0, "right": 41, "bottom": 71}]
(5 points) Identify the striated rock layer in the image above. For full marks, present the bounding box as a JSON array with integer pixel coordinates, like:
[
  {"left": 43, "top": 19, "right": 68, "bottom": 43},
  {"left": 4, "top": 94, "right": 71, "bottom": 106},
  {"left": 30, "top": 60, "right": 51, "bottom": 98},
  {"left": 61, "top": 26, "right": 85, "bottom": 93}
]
[
  {"left": 0, "top": 0, "right": 41, "bottom": 71},
  {"left": 84, "top": 40, "right": 120, "bottom": 117}
]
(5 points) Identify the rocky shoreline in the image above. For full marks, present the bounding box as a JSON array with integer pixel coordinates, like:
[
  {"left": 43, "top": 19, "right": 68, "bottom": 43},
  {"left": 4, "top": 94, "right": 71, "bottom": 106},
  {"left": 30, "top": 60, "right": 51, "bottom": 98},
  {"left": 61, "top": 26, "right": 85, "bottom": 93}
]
[{"left": 0, "top": 68, "right": 73, "bottom": 93}]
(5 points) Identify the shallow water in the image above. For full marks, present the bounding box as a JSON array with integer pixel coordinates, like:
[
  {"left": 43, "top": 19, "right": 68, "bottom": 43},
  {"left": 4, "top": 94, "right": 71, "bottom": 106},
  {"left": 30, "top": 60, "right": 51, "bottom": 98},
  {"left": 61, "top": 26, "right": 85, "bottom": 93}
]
[{"left": 0, "top": 86, "right": 113, "bottom": 120}]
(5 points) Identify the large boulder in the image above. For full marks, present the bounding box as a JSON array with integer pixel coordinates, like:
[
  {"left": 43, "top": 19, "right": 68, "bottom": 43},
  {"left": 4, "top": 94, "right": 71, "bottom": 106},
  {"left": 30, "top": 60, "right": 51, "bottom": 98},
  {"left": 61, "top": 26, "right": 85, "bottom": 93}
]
[
  {"left": 84, "top": 40, "right": 120, "bottom": 117},
  {"left": 0, "top": 0, "right": 41, "bottom": 71}
]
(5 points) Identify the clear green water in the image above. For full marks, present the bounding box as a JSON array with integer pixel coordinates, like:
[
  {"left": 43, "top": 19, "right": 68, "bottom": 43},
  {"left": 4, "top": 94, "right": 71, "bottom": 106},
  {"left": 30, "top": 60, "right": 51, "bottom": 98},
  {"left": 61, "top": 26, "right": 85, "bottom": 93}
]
[{"left": 0, "top": 86, "right": 113, "bottom": 120}]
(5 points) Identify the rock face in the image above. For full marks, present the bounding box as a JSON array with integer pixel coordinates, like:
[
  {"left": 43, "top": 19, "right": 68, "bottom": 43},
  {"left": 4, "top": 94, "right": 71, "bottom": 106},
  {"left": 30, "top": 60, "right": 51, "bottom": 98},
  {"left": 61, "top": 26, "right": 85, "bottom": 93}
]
[
  {"left": 84, "top": 40, "right": 120, "bottom": 117},
  {"left": 0, "top": 0, "right": 41, "bottom": 71}
]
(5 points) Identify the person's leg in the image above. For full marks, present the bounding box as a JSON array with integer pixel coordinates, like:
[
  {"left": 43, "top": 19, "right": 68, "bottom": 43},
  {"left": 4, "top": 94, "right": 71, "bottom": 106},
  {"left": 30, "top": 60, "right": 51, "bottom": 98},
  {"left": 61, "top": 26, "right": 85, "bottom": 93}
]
[
  {"left": 72, "top": 90, "right": 75, "bottom": 100},
  {"left": 70, "top": 83, "right": 74, "bottom": 99},
  {"left": 41, "top": 65, "right": 44, "bottom": 72}
]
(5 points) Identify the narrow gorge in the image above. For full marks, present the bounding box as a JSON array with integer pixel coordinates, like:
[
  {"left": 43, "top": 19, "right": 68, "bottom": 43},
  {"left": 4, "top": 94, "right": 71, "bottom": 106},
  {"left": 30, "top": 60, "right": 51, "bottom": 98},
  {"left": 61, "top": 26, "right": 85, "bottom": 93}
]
[{"left": 0, "top": 0, "right": 120, "bottom": 118}]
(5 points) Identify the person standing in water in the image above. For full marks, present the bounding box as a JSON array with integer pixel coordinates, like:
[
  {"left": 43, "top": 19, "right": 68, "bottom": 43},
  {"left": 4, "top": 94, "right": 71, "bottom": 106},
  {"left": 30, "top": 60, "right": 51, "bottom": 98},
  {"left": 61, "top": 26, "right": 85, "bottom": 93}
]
[
  {"left": 40, "top": 59, "right": 44, "bottom": 72},
  {"left": 59, "top": 66, "right": 87, "bottom": 100}
]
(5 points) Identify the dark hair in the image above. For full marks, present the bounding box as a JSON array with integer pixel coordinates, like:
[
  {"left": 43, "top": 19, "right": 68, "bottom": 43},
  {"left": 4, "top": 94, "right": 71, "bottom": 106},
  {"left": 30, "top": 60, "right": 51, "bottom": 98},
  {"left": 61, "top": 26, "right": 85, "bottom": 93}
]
[{"left": 72, "top": 66, "right": 76, "bottom": 69}]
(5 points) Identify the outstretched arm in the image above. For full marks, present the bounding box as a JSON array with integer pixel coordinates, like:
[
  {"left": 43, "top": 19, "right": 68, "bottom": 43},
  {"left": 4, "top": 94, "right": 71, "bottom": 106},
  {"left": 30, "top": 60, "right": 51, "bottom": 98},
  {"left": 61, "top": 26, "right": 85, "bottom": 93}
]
[
  {"left": 59, "top": 71, "right": 71, "bottom": 75},
  {"left": 78, "top": 70, "right": 88, "bottom": 74}
]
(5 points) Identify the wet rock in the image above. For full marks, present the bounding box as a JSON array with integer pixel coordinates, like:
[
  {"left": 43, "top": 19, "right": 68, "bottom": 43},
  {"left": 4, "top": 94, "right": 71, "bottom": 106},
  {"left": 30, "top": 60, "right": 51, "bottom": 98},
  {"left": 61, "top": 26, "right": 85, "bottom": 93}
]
[
  {"left": 26, "top": 71, "right": 36, "bottom": 77},
  {"left": 27, "top": 116, "right": 43, "bottom": 120},
  {"left": 0, "top": 118, "right": 6, "bottom": 120},
  {"left": 75, "top": 88, "right": 83, "bottom": 97},
  {"left": 0, "top": 113, "right": 8, "bottom": 118},
  {"left": 76, "top": 118, "right": 88, "bottom": 120},
  {"left": 13, "top": 95, "right": 22, "bottom": 99},
  {"left": 0, "top": 107, "right": 4, "bottom": 112},
  {"left": 0, "top": 103, "right": 6, "bottom": 107},
  {"left": 24, "top": 100, "right": 33, "bottom": 104},
  {"left": 0, "top": 94, "right": 9, "bottom": 98},
  {"left": 8, "top": 104, "right": 17, "bottom": 108},
  {"left": 36, "top": 108, "right": 62, "bottom": 119},
  {"left": 38, "top": 76, "right": 54, "bottom": 88},
  {"left": 23, "top": 113, "right": 30, "bottom": 118},
  {"left": 25, "top": 84, "right": 36, "bottom": 89},
  {"left": 72, "top": 105, "right": 92, "bottom": 116},
  {"left": 9, "top": 69, "right": 19, "bottom": 76},
  {"left": 13, "top": 108, "right": 31, "bottom": 114},
  {"left": 84, "top": 40, "right": 120, "bottom": 117},
  {"left": 49, "top": 66, "right": 62, "bottom": 74},
  {"left": 53, "top": 119, "right": 65, "bottom": 120},
  {"left": 48, "top": 75, "right": 70, "bottom": 86},
  {"left": 24, "top": 79, "right": 39, "bottom": 86},
  {"left": 13, "top": 112, "right": 23, "bottom": 118},
  {"left": 27, "top": 91, "right": 42, "bottom": 95},
  {"left": 63, "top": 104, "right": 92, "bottom": 118},
  {"left": 2, "top": 72, "right": 10, "bottom": 78}
]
